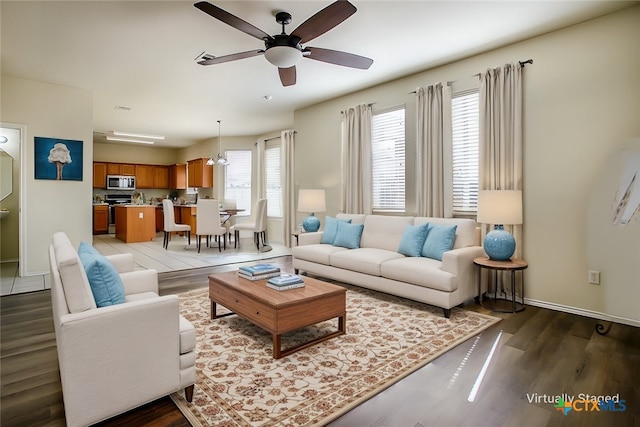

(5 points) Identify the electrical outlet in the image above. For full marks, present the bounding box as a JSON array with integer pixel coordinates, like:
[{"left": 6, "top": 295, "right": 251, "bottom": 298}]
[{"left": 588, "top": 270, "right": 600, "bottom": 285}]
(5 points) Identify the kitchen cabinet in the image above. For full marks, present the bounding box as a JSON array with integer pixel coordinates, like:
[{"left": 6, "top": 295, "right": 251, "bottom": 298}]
[
  {"left": 154, "top": 166, "right": 170, "bottom": 189},
  {"left": 107, "top": 163, "right": 135, "bottom": 176},
  {"left": 187, "top": 158, "right": 213, "bottom": 188},
  {"left": 93, "top": 163, "right": 107, "bottom": 188},
  {"left": 177, "top": 205, "right": 198, "bottom": 235},
  {"left": 170, "top": 164, "right": 187, "bottom": 190},
  {"left": 93, "top": 204, "right": 109, "bottom": 234},
  {"left": 155, "top": 206, "right": 164, "bottom": 232},
  {"left": 135, "top": 164, "right": 154, "bottom": 188},
  {"left": 114, "top": 205, "right": 156, "bottom": 243}
]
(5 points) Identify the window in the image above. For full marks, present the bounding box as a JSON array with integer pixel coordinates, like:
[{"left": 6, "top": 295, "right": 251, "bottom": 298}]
[
  {"left": 224, "top": 150, "right": 252, "bottom": 215},
  {"left": 451, "top": 90, "right": 479, "bottom": 214},
  {"left": 264, "top": 143, "right": 282, "bottom": 217},
  {"left": 371, "top": 106, "right": 405, "bottom": 211}
]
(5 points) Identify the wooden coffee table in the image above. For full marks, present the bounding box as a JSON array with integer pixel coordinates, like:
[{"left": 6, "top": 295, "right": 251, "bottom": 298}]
[{"left": 208, "top": 271, "right": 347, "bottom": 359}]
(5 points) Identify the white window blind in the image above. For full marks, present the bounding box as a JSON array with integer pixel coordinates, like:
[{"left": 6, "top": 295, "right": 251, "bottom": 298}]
[
  {"left": 371, "top": 106, "right": 406, "bottom": 211},
  {"left": 224, "top": 150, "right": 252, "bottom": 215},
  {"left": 451, "top": 90, "right": 479, "bottom": 214},
  {"left": 264, "top": 144, "right": 282, "bottom": 217}
]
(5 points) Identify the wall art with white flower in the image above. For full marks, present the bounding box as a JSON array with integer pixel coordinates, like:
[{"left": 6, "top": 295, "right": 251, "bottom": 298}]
[{"left": 34, "top": 137, "right": 83, "bottom": 181}]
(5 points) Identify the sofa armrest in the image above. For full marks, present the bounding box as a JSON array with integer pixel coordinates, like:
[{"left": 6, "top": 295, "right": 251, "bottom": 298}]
[
  {"left": 106, "top": 253, "right": 135, "bottom": 274},
  {"left": 298, "top": 231, "right": 323, "bottom": 246},
  {"left": 56, "top": 295, "right": 181, "bottom": 426},
  {"left": 120, "top": 269, "right": 159, "bottom": 295},
  {"left": 441, "top": 246, "right": 485, "bottom": 276},
  {"left": 441, "top": 246, "right": 485, "bottom": 299}
]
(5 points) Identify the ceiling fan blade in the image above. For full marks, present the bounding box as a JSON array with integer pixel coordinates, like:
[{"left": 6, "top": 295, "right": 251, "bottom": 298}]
[
  {"left": 194, "top": 1, "right": 272, "bottom": 41},
  {"left": 197, "top": 50, "right": 264, "bottom": 65},
  {"left": 304, "top": 47, "right": 373, "bottom": 69},
  {"left": 291, "top": 0, "right": 356, "bottom": 44},
  {"left": 278, "top": 66, "right": 297, "bottom": 86}
]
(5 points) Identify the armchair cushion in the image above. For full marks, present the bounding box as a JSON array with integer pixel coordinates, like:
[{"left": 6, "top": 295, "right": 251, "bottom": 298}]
[{"left": 78, "top": 242, "right": 126, "bottom": 307}]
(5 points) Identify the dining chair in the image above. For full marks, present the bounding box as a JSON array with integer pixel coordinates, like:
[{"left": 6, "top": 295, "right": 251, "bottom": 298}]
[
  {"left": 230, "top": 198, "right": 268, "bottom": 250},
  {"left": 162, "top": 199, "right": 191, "bottom": 249},
  {"left": 196, "top": 199, "right": 227, "bottom": 252}
]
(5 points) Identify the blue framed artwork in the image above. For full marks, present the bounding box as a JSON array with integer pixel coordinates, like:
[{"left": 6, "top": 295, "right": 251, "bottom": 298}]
[{"left": 34, "top": 137, "right": 83, "bottom": 181}]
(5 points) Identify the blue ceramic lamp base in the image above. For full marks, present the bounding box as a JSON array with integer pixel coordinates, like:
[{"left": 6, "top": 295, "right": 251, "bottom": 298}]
[
  {"left": 302, "top": 213, "right": 321, "bottom": 232},
  {"left": 483, "top": 225, "right": 516, "bottom": 261}
]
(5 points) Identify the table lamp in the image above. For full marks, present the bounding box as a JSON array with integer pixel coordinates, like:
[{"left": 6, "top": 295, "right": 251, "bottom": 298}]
[
  {"left": 297, "top": 189, "right": 326, "bottom": 232},
  {"left": 477, "top": 190, "right": 523, "bottom": 261}
]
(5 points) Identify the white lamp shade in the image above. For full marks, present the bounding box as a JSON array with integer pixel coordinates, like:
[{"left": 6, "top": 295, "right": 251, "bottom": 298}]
[
  {"left": 477, "top": 190, "right": 523, "bottom": 225},
  {"left": 297, "top": 189, "right": 326, "bottom": 213},
  {"left": 264, "top": 46, "right": 303, "bottom": 68}
]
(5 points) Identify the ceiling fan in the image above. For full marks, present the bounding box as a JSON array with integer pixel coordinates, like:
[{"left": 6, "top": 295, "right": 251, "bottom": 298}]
[{"left": 194, "top": 0, "right": 374, "bottom": 86}]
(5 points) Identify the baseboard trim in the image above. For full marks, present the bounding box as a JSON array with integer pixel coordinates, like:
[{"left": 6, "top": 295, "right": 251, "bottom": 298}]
[{"left": 524, "top": 297, "right": 640, "bottom": 328}]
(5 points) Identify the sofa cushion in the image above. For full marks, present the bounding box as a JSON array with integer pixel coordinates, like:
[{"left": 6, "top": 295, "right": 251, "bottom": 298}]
[
  {"left": 52, "top": 232, "right": 96, "bottom": 313},
  {"left": 78, "top": 242, "right": 126, "bottom": 307},
  {"left": 398, "top": 223, "right": 430, "bottom": 257},
  {"left": 292, "top": 244, "right": 349, "bottom": 265},
  {"left": 414, "top": 217, "right": 478, "bottom": 249},
  {"left": 330, "top": 248, "right": 405, "bottom": 276},
  {"left": 333, "top": 221, "right": 365, "bottom": 249},
  {"left": 422, "top": 224, "right": 457, "bottom": 261},
  {"left": 360, "top": 215, "right": 414, "bottom": 252},
  {"left": 381, "top": 257, "right": 457, "bottom": 292},
  {"left": 321, "top": 216, "right": 352, "bottom": 244}
]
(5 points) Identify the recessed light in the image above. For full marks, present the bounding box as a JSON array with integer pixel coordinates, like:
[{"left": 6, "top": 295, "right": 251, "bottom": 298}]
[
  {"left": 0, "top": 136, "right": 8, "bottom": 143},
  {"left": 263, "top": 95, "right": 273, "bottom": 101}
]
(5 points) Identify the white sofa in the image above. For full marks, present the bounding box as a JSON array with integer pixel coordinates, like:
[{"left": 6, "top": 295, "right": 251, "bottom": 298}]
[
  {"left": 48, "top": 232, "right": 196, "bottom": 427},
  {"left": 292, "top": 214, "right": 484, "bottom": 318}
]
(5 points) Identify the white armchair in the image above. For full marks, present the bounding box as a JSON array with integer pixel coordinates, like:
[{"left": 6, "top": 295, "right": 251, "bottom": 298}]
[{"left": 48, "top": 232, "right": 195, "bottom": 427}]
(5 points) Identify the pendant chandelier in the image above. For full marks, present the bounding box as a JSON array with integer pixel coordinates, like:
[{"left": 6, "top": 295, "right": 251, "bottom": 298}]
[{"left": 206, "top": 120, "right": 229, "bottom": 166}]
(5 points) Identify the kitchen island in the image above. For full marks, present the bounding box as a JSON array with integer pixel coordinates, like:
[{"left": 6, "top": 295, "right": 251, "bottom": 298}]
[{"left": 114, "top": 205, "right": 156, "bottom": 243}]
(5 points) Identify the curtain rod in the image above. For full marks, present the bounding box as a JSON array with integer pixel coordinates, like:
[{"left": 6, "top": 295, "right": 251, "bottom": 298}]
[
  {"left": 410, "top": 58, "right": 534, "bottom": 92},
  {"left": 262, "top": 131, "right": 297, "bottom": 143},
  {"left": 446, "top": 58, "right": 533, "bottom": 86}
]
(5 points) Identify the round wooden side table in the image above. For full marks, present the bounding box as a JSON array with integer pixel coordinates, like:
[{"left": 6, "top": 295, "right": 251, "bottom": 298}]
[{"left": 474, "top": 256, "right": 528, "bottom": 313}]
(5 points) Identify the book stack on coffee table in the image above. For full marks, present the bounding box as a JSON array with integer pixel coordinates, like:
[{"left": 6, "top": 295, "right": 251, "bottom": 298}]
[
  {"left": 237, "top": 263, "right": 281, "bottom": 281},
  {"left": 267, "top": 273, "right": 305, "bottom": 291}
]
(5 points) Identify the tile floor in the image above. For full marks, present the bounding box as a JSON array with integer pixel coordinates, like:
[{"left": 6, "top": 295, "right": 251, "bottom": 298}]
[
  {"left": 1, "top": 261, "right": 50, "bottom": 296},
  {"left": 1, "top": 232, "right": 291, "bottom": 296}
]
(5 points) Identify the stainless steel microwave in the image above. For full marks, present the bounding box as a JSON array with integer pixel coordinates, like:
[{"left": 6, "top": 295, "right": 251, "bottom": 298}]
[{"left": 106, "top": 175, "right": 136, "bottom": 190}]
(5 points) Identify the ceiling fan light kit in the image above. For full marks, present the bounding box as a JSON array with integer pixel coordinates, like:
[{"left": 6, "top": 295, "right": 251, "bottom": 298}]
[
  {"left": 194, "top": 0, "right": 373, "bottom": 86},
  {"left": 264, "top": 46, "right": 302, "bottom": 68}
]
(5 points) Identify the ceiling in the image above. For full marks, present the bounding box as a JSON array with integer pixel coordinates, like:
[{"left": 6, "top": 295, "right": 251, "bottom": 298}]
[{"left": 1, "top": 1, "right": 635, "bottom": 148}]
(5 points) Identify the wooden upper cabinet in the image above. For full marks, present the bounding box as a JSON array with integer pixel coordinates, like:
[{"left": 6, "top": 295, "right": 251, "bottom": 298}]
[
  {"left": 93, "top": 163, "right": 107, "bottom": 188},
  {"left": 135, "top": 164, "right": 155, "bottom": 189},
  {"left": 153, "top": 166, "right": 170, "bottom": 189},
  {"left": 169, "top": 164, "right": 187, "bottom": 190},
  {"left": 107, "top": 163, "right": 136, "bottom": 176},
  {"left": 187, "top": 158, "right": 213, "bottom": 188}
]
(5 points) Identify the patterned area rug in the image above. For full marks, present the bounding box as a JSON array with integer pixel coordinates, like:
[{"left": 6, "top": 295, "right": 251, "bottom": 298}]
[{"left": 171, "top": 285, "right": 500, "bottom": 426}]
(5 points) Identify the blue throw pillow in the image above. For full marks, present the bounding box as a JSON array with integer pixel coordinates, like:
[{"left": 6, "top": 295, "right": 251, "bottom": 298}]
[
  {"left": 321, "top": 216, "right": 352, "bottom": 244},
  {"left": 78, "top": 242, "right": 126, "bottom": 307},
  {"left": 333, "top": 221, "right": 365, "bottom": 249},
  {"left": 422, "top": 224, "right": 457, "bottom": 261},
  {"left": 398, "top": 223, "right": 430, "bottom": 257}
]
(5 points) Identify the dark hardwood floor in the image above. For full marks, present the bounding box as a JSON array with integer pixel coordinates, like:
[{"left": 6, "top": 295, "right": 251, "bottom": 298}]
[{"left": 1, "top": 256, "right": 638, "bottom": 426}]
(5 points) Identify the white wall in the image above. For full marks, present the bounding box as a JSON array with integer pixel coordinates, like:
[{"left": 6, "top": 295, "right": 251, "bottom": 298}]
[
  {"left": 1, "top": 76, "right": 93, "bottom": 275},
  {"left": 293, "top": 7, "right": 640, "bottom": 324}
]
